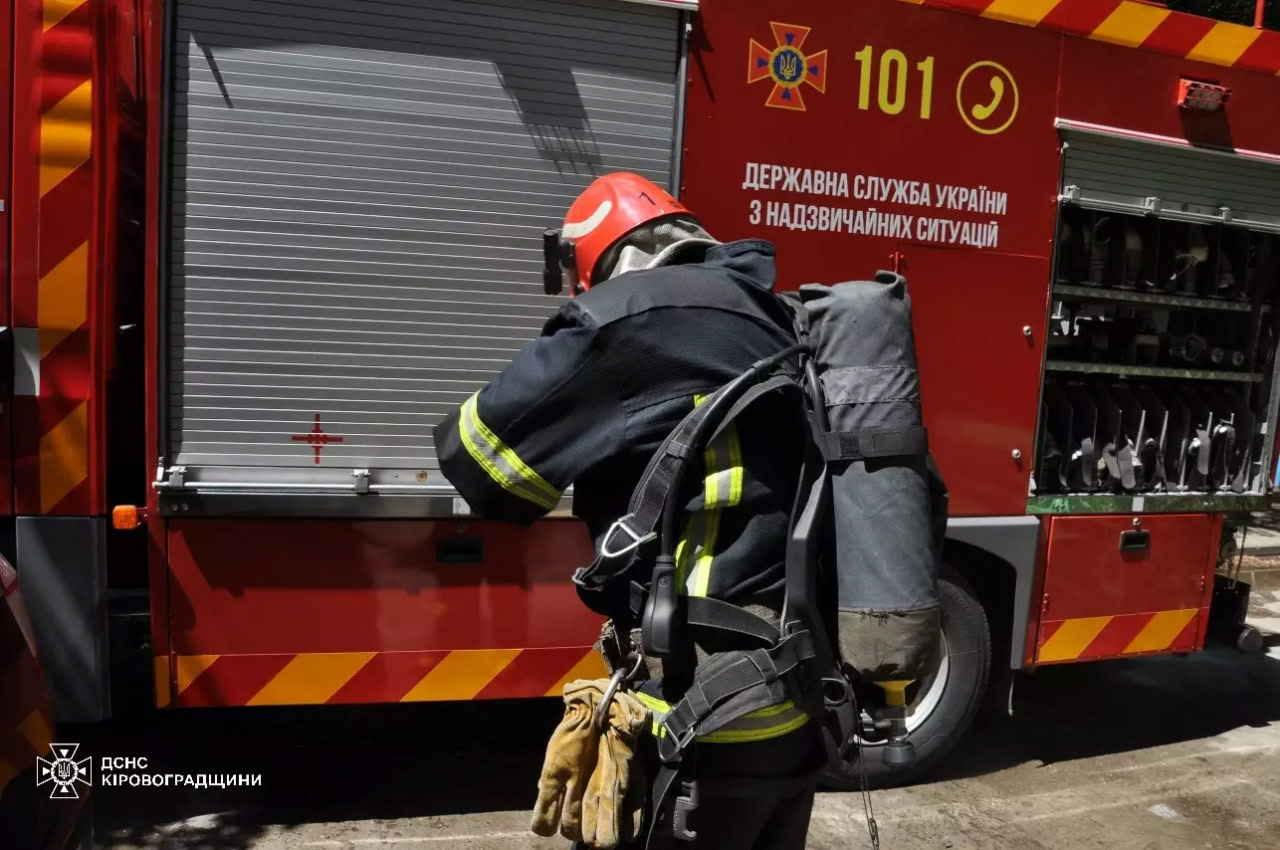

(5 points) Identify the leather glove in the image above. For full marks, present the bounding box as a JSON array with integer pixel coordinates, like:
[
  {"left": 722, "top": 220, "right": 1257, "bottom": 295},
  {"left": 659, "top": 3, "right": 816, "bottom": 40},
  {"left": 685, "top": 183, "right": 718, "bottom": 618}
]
[
  {"left": 581, "top": 689, "right": 650, "bottom": 849},
  {"left": 530, "top": 680, "right": 602, "bottom": 841}
]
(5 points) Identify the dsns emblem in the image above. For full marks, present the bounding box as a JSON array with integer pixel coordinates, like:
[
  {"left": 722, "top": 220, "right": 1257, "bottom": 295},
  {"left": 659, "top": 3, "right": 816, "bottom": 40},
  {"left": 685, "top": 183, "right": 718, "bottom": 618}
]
[{"left": 748, "top": 23, "right": 828, "bottom": 112}]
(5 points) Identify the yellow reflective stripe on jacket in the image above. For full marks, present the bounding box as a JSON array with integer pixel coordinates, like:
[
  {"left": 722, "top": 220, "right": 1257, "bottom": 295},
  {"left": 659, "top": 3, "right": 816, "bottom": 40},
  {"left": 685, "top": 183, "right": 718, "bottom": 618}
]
[
  {"left": 458, "top": 393, "right": 562, "bottom": 511},
  {"left": 679, "top": 394, "right": 745, "bottom": 598},
  {"left": 634, "top": 691, "right": 810, "bottom": 744}
]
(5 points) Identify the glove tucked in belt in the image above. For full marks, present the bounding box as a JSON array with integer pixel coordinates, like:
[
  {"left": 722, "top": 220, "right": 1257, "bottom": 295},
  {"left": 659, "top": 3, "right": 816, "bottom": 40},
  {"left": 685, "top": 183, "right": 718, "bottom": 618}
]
[{"left": 531, "top": 677, "right": 650, "bottom": 848}]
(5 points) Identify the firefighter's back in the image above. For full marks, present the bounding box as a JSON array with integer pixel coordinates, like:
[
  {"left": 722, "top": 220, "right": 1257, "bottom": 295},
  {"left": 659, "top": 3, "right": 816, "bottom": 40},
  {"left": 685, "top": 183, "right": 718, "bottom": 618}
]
[{"left": 569, "top": 240, "right": 805, "bottom": 615}]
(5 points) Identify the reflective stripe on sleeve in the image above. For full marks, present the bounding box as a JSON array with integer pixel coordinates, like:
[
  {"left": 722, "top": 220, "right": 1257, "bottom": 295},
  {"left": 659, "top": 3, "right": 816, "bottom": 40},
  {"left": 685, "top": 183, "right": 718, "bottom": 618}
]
[{"left": 457, "top": 393, "right": 562, "bottom": 511}]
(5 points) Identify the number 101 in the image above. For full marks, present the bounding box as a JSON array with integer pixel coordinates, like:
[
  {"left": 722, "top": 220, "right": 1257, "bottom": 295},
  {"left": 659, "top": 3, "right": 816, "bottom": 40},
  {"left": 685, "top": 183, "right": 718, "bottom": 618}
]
[{"left": 853, "top": 45, "right": 934, "bottom": 119}]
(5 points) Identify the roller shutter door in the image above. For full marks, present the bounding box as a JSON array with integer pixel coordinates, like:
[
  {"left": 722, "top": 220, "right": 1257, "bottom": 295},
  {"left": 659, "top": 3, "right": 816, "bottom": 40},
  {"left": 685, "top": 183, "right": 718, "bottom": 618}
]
[
  {"left": 164, "top": 0, "right": 682, "bottom": 499},
  {"left": 1059, "top": 121, "right": 1280, "bottom": 232}
]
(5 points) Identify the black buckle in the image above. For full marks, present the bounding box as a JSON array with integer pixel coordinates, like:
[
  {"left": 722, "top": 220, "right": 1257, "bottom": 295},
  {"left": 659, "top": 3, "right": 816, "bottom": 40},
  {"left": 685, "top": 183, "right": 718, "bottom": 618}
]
[
  {"left": 672, "top": 780, "right": 699, "bottom": 842},
  {"left": 657, "top": 715, "right": 697, "bottom": 765}
]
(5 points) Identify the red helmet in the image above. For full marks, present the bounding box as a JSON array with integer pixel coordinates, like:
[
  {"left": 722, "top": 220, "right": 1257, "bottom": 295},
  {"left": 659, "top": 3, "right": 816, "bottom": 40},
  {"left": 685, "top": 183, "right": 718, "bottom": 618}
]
[{"left": 555, "top": 172, "right": 693, "bottom": 293}]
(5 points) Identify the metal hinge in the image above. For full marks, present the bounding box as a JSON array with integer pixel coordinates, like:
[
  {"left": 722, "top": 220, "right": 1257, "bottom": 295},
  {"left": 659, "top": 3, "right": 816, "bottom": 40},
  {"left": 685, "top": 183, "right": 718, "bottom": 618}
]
[
  {"left": 154, "top": 465, "right": 187, "bottom": 490},
  {"left": 1219, "top": 206, "right": 1232, "bottom": 223},
  {"left": 352, "top": 469, "right": 370, "bottom": 494},
  {"left": 1059, "top": 185, "right": 1080, "bottom": 204},
  {"left": 1143, "top": 196, "right": 1162, "bottom": 214}
]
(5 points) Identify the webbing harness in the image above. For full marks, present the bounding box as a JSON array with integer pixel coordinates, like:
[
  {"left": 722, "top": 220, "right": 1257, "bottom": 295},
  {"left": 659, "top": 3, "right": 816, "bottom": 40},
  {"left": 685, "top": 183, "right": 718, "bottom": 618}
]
[{"left": 571, "top": 343, "right": 864, "bottom": 845}]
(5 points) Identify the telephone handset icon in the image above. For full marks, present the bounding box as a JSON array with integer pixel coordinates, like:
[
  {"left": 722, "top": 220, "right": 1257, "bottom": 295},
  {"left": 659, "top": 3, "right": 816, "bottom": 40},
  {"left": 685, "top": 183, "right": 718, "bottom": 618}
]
[
  {"left": 971, "top": 77, "right": 1005, "bottom": 121},
  {"left": 957, "top": 60, "right": 1018, "bottom": 134}
]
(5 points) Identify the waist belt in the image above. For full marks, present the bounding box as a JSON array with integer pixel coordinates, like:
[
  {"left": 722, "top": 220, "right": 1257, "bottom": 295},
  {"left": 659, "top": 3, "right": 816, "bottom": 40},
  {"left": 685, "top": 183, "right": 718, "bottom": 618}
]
[
  {"left": 645, "top": 632, "right": 818, "bottom": 844},
  {"left": 655, "top": 633, "right": 816, "bottom": 757}
]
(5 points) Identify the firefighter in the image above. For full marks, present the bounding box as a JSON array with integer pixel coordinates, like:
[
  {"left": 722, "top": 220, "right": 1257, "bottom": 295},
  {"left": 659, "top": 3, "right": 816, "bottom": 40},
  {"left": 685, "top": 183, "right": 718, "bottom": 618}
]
[{"left": 434, "top": 172, "right": 822, "bottom": 848}]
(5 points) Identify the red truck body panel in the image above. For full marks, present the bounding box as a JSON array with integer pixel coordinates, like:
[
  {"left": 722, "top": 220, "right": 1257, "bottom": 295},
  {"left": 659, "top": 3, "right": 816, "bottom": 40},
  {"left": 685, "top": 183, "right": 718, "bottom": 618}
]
[
  {"left": 162, "top": 519, "right": 604, "bottom": 707},
  {"left": 10, "top": 0, "right": 109, "bottom": 519},
  {"left": 1034, "top": 513, "right": 1220, "bottom": 664},
  {"left": 116, "top": 0, "right": 1280, "bottom": 706},
  {"left": 0, "top": 0, "right": 12, "bottom": 517}
]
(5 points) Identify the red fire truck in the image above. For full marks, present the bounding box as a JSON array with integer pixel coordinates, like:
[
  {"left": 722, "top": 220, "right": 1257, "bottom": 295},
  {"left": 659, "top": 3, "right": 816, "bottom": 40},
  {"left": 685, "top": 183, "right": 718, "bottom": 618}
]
[{"left": 5, "top": 0, "right": 1277, "bottom": 785}]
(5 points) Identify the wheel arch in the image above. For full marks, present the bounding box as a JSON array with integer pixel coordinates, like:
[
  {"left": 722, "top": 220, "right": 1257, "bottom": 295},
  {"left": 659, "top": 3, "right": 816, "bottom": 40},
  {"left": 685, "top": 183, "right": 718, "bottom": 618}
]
[{"left": 943, "top": 516, "right": 1041, "bottom": 670}]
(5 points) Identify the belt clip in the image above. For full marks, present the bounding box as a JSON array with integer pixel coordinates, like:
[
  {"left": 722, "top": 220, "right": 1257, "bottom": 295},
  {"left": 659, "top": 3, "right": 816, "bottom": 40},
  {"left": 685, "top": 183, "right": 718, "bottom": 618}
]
[{"left": 672, "top": 780, "right": 700, "bottom": 842}]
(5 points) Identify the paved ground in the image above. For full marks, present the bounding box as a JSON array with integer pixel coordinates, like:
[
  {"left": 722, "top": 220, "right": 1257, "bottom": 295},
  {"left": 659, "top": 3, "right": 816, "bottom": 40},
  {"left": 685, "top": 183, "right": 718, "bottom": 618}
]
[{"left": 83, "top": 573, "right": 1280, "bottom": 850}]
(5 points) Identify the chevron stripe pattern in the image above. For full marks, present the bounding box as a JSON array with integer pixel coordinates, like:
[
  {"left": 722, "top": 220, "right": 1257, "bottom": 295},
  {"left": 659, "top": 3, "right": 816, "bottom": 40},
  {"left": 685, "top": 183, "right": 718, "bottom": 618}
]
[
  {"left": 159, "top": 647, "right": 608, "bottom": 707},
  {"left": 12, "top": 0, "right": 96, "bottom": 515},
  {"left": 1037, "top": 608, "right": 1202, "bottom": 663},
  {"left": 902, "top": 0, "right": 1280, "bottom": 74}
]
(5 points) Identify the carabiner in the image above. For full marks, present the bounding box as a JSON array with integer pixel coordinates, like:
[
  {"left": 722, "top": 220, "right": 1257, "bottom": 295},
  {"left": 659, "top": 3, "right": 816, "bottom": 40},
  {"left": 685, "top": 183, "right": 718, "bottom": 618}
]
[{"left": 593, "top": 653, "right": 644, "bottom": 733}]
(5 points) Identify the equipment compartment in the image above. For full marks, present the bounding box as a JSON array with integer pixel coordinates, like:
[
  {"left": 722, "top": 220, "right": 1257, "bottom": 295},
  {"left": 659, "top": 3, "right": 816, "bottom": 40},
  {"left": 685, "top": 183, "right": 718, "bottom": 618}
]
[
  {"left": 1032, "top": 126, "right": 1280, "bottom": 511},
  {"left": 1035, "top": 513, "right": 1219, "bottom": 664}
]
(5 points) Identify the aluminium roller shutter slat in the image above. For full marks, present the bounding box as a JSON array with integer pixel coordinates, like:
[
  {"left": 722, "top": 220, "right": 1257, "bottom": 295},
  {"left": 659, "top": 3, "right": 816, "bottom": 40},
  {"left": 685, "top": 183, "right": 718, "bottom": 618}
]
[
  {"left": 167, "top": 0, "right": 680, "bottom": 479},
  {"left": 1061, "top": 125, "right": 1280, "bottom": 231}
]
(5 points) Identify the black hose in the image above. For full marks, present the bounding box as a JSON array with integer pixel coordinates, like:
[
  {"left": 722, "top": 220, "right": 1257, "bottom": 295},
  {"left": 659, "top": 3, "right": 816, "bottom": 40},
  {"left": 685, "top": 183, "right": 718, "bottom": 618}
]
[{"left": 658, "top": 343, "right": 810, "bottom": 556}]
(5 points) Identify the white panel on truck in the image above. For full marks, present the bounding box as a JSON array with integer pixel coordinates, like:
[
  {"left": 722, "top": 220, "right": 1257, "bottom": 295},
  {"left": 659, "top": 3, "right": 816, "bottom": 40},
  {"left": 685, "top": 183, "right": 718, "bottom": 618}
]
[
  {"left": 163, "top": 0, "right": 681, "bottom": 503},
  {"left": 1059, "top": 120, "right": 1280, "bottom": 231}
]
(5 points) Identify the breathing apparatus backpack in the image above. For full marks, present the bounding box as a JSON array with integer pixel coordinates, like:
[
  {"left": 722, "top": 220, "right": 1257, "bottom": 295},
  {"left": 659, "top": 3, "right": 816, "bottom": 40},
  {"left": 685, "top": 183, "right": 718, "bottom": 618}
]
[{"left": 572, "top": 270, "right": 945, "bottom": 841}]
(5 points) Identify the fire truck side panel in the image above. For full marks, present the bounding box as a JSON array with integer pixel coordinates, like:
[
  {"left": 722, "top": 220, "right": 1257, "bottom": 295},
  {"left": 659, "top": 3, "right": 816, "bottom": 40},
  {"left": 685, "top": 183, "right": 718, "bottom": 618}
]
[
  {"left": 911, "top": 0, "right": 1280, "bottom": 77},
  {"left": 143, "top": 0, "right": 172, "bottom": 707},
  {"left": 687, "top": 0, "right": 1280, "bottom": 676},
  {"left": 0, "top": 0, "right": 13, "bottom": 521},
  {"left": 143, "top": 0, "right": 686, "bottom": 707},
  {"left": 896, "top": 248, "right": 1051, "bottom": 515},
  {"left": 162, "top": 519, "right": 605, "bottom": 707},
  {"left": 1034, "top": 513, "right": 1220, "bottom": 664},
  {"left": 682, "top": 0, "right": 1062, "bottom": 518},
  {"left": 123, "top": 0, "right": 1280, "bottom": 714},
  {"left": 155, "top": 0, "right": 682, "bottom": 494},
  {"left": 1059, "top": 36, "right": 1280, "bottom": 156},
  {"left": 10, "top": 0, "right": 139, "bottom": 722}
]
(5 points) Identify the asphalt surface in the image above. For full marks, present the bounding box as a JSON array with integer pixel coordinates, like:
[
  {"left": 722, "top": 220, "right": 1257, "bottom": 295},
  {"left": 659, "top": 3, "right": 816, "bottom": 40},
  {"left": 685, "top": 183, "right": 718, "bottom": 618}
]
[{"left": 80, "top": 573, "right": 1280, "bottom": 850}]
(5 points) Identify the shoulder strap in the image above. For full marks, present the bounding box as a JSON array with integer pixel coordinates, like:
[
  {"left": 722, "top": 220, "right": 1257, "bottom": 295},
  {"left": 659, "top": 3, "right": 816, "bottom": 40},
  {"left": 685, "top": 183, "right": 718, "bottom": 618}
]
[{"left": 573, "top": 374, "right": 801, "bottom": 592}]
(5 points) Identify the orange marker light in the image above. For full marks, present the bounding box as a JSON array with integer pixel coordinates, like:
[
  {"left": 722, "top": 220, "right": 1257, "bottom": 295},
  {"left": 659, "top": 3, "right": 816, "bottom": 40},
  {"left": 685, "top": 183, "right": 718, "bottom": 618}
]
[
  {"left": 112, "top": 505, "right": 143, "bottom": 530},
  {"left": 1177, "top": 78, "right": 1230, "bottom": 111}
]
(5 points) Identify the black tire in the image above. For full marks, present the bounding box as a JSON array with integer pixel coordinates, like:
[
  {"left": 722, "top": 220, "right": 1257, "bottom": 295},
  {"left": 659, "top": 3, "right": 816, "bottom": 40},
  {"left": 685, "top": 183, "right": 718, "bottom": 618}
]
[{"left": 823, "top": 564, "right": 991, "bottom": 789}]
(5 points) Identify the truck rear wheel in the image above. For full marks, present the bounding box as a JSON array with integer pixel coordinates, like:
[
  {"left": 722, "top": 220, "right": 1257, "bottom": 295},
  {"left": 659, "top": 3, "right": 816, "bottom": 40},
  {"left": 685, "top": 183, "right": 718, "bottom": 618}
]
[{"left": 824, "top": 565, "right": 991, "bottom": 789}]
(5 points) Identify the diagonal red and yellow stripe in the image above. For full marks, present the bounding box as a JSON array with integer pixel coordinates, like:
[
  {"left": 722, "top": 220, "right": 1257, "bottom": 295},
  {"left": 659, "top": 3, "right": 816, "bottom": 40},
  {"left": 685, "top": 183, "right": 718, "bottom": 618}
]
[
  {"left": 12, "top": 0, "right": 96, "bottom": 516},
  {"left": 1036, "top": 607, "right": 1201, "bottom": 664},
  {"left": 902, "top": 0, "right": 1280, "bottom": 74},
  {"left": 159, "top": 647, "right": 608, "bottom": 708}
]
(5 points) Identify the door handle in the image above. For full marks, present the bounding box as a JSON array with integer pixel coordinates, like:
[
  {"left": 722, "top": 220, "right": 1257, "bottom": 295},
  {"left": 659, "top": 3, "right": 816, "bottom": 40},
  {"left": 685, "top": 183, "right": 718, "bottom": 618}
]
[{"left": 1119, "top": 530, "right": 1150, "bottom": 553}]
